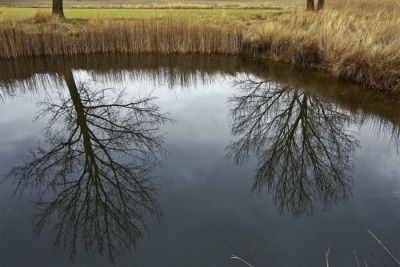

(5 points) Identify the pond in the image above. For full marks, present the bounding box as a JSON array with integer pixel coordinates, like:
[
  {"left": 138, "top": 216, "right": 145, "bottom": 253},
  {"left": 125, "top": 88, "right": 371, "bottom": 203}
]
[{"left": 0, "top": 54, "right": 399, "bottom": 266}]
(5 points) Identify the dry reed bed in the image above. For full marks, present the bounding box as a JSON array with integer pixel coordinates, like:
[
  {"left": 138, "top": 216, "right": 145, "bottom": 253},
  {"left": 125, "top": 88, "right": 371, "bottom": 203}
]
[
  {"left": 0, "top": 17, "right": 243, "bottom": 56},
  {"left": 245, "top": 0, "right": 400, "bottom": 92},
  {"left": 1, "top": 0, "right": 400, "bottom": 92}
]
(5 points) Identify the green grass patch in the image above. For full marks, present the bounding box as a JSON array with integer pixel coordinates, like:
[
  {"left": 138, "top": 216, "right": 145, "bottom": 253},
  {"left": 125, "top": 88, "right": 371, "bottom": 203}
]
[
  {"left": 0, "top": 7, "right": 282, "bottom": 20},
  {"left": 0, "top": 7, "right": 40, "bottom": 19}
]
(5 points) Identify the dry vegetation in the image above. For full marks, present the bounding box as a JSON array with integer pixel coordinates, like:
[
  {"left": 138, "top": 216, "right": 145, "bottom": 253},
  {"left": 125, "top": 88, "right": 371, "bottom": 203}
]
[
  {"left": 0, "top": 15, "right": 243, "bottom": 55},
  {"left": 245, "top": 0, "right": 400, "bottom": 92},
  {"left": 0, "top": 0, "right": 299, "bottom": 9},
  {"left": 0, "top": 0, "right": 399, "bottom": 92}
]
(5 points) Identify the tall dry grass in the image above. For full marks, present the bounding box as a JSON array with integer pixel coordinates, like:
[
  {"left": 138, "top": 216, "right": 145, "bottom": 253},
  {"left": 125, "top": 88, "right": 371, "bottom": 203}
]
[
  {"left": 0, "top": 14, "right": 242, "bottom": 57},
  {"left": 245, "top": 0, "right": 400, "bottom": 92},
  {"left": 0, "top": 0, "right": 399, "bottom": 92}
]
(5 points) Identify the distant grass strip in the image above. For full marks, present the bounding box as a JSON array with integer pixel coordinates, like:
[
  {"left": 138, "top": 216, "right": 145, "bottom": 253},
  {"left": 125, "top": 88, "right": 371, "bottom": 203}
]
[
  {"left": 0, "top": 7, "right": 39, "bottom": 19},
  {"left": 0, "top": 7, "right": 276, "bottom": 20}
]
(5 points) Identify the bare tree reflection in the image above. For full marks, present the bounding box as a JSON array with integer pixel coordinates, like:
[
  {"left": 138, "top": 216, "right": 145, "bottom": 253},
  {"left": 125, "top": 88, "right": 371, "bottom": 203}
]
[
  {"left": 3, "top": 70, "right": 173, "bottom": 263},
  {"left": 227, "top": 77, "right": 360, "bottom": 217}
]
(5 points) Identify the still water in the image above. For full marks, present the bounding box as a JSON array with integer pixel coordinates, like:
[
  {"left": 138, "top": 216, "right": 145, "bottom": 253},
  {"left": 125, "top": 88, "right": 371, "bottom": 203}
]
[{"left": 1, "top": 55, "right": 399, "bottom": 266}]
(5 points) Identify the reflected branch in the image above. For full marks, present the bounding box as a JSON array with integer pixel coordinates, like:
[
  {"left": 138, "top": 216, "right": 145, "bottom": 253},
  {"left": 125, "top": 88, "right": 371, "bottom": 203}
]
[
  {"left": 227, "top": 77, "right": 360, "bottom": 217},
  {"left": 3, "top": 70, "right": 173, "bottom": 263}
]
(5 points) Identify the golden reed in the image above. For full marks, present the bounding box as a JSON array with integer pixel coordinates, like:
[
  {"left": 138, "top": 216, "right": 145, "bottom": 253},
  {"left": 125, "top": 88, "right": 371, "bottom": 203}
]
[{"left": 0, "top": 16, "right": 243, "bottom": 57}]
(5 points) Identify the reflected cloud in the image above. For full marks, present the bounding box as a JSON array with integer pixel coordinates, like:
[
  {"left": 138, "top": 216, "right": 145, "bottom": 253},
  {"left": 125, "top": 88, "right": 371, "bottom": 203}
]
[
  {"left": 2, "top": 70, "right": 173, "bottom": 263},
  {"left": 227, "top": 76, "right": 361, "bottom": 217}
]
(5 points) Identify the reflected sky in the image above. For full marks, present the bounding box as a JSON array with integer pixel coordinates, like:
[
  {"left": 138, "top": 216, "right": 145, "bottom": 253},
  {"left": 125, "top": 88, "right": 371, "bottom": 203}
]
[{"left": 0, "top": 55, "right": 399, "bottom": 266}]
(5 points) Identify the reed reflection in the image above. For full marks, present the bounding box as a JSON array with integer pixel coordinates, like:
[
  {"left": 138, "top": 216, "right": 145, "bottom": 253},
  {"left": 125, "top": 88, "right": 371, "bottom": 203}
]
[
  {"left": 3, "top": 70, "right": 173, "bottom": 263},
  {"left": 227, "top": 77, "right": 361, "bottom": 217}
]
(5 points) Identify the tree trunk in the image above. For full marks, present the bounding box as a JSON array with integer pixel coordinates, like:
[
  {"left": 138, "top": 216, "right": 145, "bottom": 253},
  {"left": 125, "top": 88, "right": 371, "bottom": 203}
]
[
  {"left": 52, "top": 0, "right": 65, "bottom": 18},
  {"left": 316, "top": 0, "right": 324, "bottom": 10},
  {"left": 306, "top": 0, "right": 315, "bottom": 11},
  {"left": 62, "top": 69, "right": 96, "bottom": 163}
]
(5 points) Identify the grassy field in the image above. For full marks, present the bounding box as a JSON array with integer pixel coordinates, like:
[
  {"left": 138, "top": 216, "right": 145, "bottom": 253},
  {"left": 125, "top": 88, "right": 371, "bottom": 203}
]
[
  {"left": 0, "top": 7, "right": 278, "bottom": 19},
  {"left": 0, "top": 0, "right": 299, "bottom": 9},
  {"left": 0, "top": 0, "right": 399, "bottom": 93}
]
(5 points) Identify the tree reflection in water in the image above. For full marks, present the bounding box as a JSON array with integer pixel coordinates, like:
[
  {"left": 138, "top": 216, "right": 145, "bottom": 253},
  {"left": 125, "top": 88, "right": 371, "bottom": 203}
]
[
  {"left": 3, "top": 70, "right": 173, "bottom": 263},
  {"left": 227, "top": 77, "right": 361, "bottom": 217}
]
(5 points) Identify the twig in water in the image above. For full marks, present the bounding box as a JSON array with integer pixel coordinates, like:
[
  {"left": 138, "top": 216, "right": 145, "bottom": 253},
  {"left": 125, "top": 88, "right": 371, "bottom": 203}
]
[
  {"left": 231, "top": 254, "right": 254, "bottom": 267},
  {"left": 326, "top": 247, "right": 330, "bottom": 267},
  {"left": 367, "top": 229, "right": 400, "bottom": 265},
  {"left": 355, "top": 254, "right": 372, "bottom": 267},
  {"left": 354, "top": 250, "right": 360, "bottom": 267}
]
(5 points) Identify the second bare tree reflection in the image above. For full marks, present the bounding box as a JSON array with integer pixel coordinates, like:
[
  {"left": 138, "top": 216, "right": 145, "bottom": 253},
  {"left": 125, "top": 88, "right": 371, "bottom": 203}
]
[
  {"left": 4, "top": 70, "right": 173, "bottom": 262},
  {"left": 227, "top": 77, "right": 360, "bottom": 217}
]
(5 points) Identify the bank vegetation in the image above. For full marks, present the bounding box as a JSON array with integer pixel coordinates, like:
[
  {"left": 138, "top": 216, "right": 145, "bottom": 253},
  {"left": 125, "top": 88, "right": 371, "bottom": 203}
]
[{"left": 0, "top": 0, "right": 399, "bottom": 93}]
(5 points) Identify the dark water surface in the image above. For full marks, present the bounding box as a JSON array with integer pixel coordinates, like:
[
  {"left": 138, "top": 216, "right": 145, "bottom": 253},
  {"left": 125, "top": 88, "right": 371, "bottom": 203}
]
[{"left": 1, "top": 55, "right": 399, "bottom": 266}]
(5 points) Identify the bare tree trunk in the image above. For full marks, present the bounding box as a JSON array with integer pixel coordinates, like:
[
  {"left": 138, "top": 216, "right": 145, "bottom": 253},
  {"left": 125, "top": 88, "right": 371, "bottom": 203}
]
[
  {"left": 62, "top": 70, "right": 95, "bottom": 160},
  {"left": 316, "top": 0, "right": 324, "bottom": 10},
  {"left": 307, "top": 0, "right": 315, "bottom": 11},
  {"left": 52, "top": 0, "right": 65, "bottom": 18}
]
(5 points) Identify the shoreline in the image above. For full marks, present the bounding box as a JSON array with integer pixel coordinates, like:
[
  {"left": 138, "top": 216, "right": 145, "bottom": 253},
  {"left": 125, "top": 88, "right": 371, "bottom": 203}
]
[{"left": 1, "top": 1, "right": 399, "bottom": 94}]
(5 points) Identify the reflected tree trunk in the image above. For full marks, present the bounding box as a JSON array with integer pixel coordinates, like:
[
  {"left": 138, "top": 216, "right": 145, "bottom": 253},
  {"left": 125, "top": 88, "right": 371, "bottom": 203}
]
[{"left": 62, "top": 70, "right": 96, "bottom": 167}]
